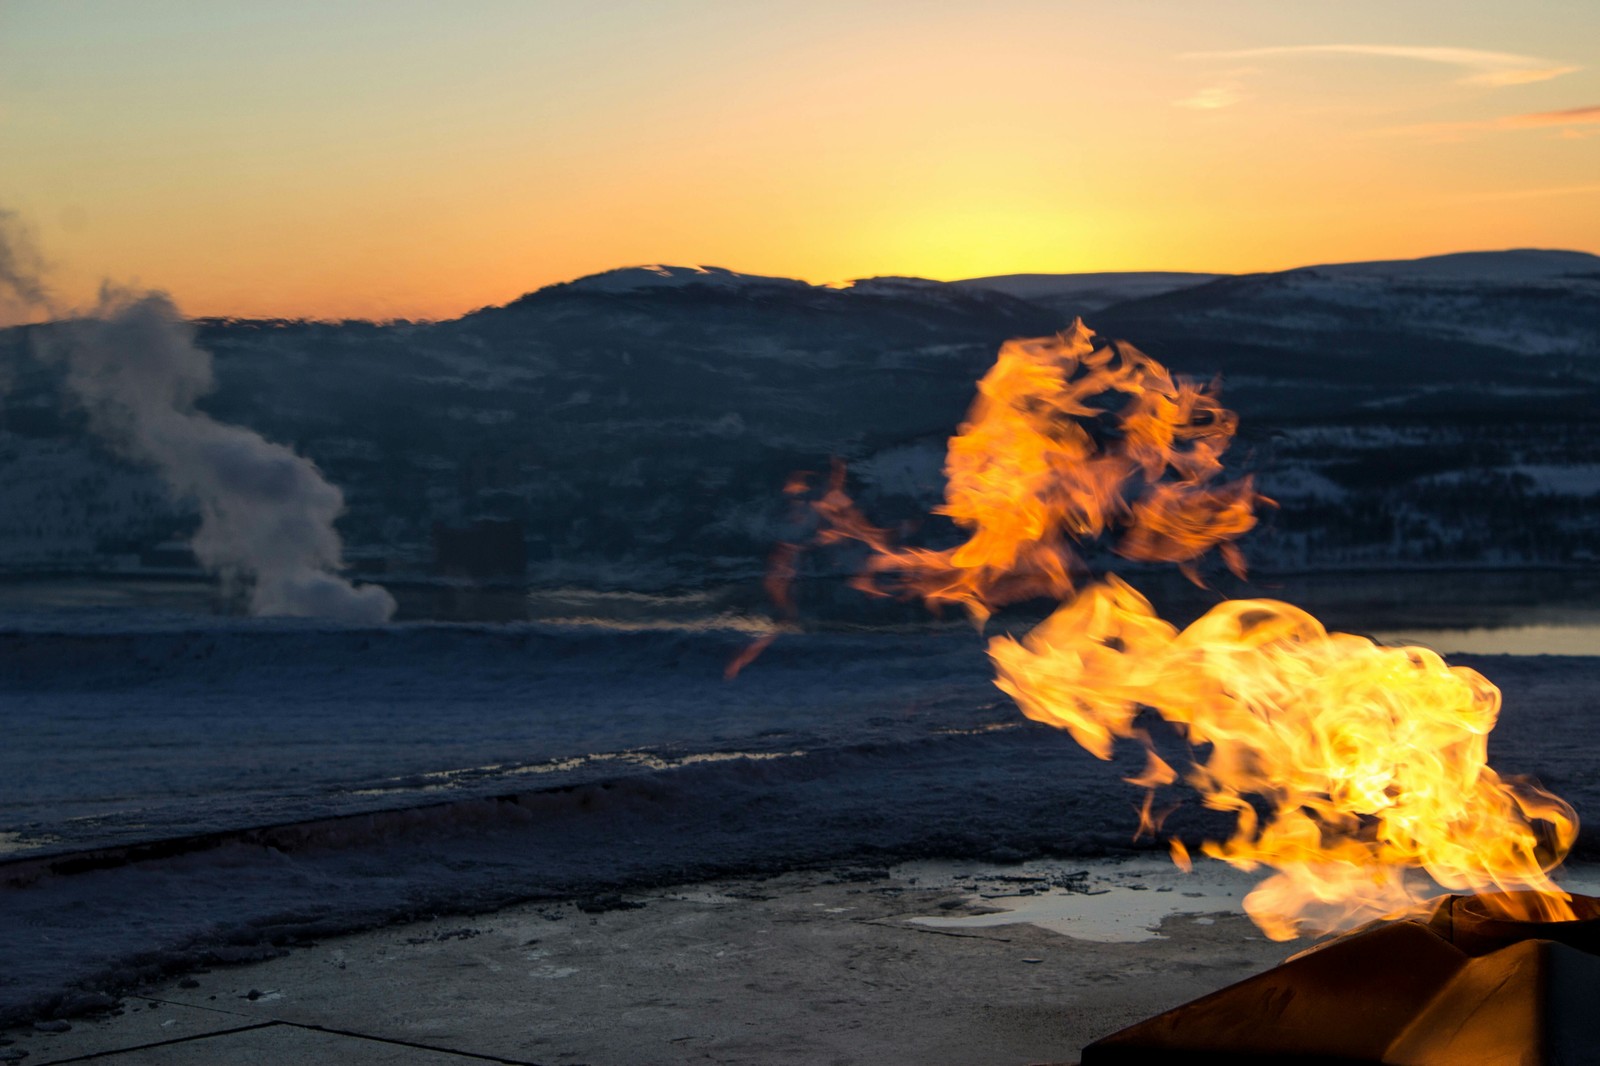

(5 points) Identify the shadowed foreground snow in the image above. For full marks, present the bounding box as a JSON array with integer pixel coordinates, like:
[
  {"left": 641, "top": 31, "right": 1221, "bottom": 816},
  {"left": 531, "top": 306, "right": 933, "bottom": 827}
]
[{"left": 1, "top": 613, "right": 1596, "bottom": 1025}]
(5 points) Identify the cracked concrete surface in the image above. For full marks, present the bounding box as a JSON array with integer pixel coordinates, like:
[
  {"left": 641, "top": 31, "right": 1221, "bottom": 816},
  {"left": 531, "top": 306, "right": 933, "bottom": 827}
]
[{"left": 1, "top": 859, "right": 1304, "bottom": 1065}]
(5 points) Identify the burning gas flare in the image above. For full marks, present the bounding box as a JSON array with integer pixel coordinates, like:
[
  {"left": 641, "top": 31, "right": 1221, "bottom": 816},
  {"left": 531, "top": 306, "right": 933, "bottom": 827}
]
[
  {"left": 795, "top": 322, "right": 1260, "bottom": 624},
  {"left": 992, "top": 577, "right": 1576, "bottom": 938},
  {"left": 778, "top": 319, "right": 1577, "bottom": 940}
]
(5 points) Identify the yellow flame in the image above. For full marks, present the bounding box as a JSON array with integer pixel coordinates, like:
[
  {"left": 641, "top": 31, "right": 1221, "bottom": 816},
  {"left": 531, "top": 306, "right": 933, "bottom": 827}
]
[
  {"left": 789, "top": 320, "right": 1577, "bottom": 940},
  {"left": 991, "top": 577, "right": 1576, "bottom": 938},
  {"left": 804, "top": 320, "right": 1261, "bottom": 624}
]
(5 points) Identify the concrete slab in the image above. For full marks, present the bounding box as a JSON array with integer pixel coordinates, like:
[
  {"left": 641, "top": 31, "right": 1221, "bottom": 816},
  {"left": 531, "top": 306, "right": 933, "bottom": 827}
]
[
  {"left": 6, "top": 999, "right": 252, "bottom": 1065},
  {"left": 41, "top": 1022, "right": 534, "bottom": 1064},
  {"left": 2, "top": 858, "right": 1308, "bottom": 1065}
]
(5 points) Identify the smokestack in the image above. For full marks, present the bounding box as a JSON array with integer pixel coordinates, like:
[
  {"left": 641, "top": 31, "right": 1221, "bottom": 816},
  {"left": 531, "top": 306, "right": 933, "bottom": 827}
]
[{"left": 1, "top": 209, "right": 393, "bottom": 623}]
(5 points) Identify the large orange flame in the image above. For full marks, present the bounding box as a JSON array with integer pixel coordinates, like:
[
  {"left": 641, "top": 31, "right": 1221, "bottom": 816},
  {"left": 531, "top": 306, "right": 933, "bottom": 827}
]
[
  {"left": 801, "top": 320, "right": 1261, "bottom": 624},
  {"left": 991, "top": 577, "right": 1577, "bottom": 939},
  {"left": 775, "top": 319, "right": 1577, "bottom": 940}
]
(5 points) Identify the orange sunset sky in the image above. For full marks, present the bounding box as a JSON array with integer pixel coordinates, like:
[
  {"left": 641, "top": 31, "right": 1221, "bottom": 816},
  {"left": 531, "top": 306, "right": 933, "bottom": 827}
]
[{"left": 2, "top": 0, "right": 1598, "bottom": 323}]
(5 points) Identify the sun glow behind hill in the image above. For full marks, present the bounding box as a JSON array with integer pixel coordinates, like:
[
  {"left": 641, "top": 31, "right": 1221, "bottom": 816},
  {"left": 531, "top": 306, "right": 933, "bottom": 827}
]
[{"left": 0, "top": 2, "right": 1596, "bottom": 321}]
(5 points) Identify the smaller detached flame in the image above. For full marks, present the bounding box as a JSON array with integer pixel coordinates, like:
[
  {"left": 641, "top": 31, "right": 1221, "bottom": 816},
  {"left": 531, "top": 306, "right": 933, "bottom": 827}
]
[
  {"left": 800, "top": 323, "right": 1260, "bottom": 624},
  {"left": 772, "top": 319, "right": 1578, "bottom": 940}
]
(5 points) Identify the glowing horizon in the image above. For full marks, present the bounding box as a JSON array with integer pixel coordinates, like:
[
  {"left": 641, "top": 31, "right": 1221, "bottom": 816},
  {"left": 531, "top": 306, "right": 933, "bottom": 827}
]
[{"left": 2, "top": 0, "right": 1597, "bottom": 323}]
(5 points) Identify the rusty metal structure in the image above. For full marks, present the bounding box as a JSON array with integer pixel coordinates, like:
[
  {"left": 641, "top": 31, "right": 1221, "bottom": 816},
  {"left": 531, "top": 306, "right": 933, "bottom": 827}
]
[{"left": 1084, "top": 893, "right": 1600, "bottom": 1064}]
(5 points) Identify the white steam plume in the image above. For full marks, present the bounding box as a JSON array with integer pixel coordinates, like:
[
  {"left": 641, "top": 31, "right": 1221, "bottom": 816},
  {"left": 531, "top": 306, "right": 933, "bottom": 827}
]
[
  {"left": 0, "top": 209, "right": 51, "bottom": 322},
  {"left": 0, "top": 212, "right": 393, "bottom": 622},
  {"left": 43, "top": 288, "right": 396, "bottom": 622}
]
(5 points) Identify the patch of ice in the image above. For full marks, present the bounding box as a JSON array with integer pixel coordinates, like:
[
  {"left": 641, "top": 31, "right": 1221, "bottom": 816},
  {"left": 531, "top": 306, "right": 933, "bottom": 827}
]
[{"left": 900, "top": 857, "right": 1258, "bottom": 943}]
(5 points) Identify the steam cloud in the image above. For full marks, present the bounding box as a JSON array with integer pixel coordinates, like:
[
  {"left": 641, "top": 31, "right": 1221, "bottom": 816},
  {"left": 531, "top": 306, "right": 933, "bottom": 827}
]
[
  {"left": 1, "top": 212, "right": 395, "bottom": 622},
  {"left": 0, "top": 210, "right": 50, "bottom": 320}
]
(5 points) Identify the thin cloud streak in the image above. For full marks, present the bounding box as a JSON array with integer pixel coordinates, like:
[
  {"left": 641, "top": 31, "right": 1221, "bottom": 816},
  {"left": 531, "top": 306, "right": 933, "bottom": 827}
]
[
  {"left": 1177, "top": 86, "right": 1245, "bottom": 110},
  {"left": 1387, "top": 103, "right": 1600, "bottom": 140},
  {"left": 1184, "top": 45, "right": 1579, "bottom": 87},
  {"left": 1509, "top": 105, "right": 1600, "bottom": 127},
  {"left": 1173, "top": 65, "right": 1257, "bottom": 111},
  {"left": 1454, "top": 183, "right": 1600, "bottom": 203}
]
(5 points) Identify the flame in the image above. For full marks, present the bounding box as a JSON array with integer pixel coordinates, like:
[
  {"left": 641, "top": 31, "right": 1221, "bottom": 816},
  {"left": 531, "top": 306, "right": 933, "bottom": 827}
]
[
  {"left": 990, "top": 577, "right": 1576, "bottom": 938},
  {"left": 801, "top": 320, "right": 1262, "bottom": 624},
  {"left": 771, "top": 319, "right": 1577, "bottom": 940},
  {"left": 724, "top": 541, "right": 800, "bottom": 680}
]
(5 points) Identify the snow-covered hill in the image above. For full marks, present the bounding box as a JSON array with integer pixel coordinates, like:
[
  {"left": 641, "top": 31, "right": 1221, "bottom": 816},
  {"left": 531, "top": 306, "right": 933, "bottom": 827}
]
[
  {"left": 950, "top": 270, "right": 1225, "bottom": 315},
  {"left": 1095, "top": 249, "right": 1600, "bottom": 392},
  {"left": 1309, "top": 248, "right": 1600, "bottom": 281},
  {"left": 0, "top": 250, "right": 1595, "bottom": 590},
  {"left": 556, "top": 264, "right": 814, "bottom": 294}
]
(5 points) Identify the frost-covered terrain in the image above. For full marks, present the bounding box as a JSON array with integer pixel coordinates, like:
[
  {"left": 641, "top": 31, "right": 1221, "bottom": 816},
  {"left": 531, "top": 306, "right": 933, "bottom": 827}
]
[
  {"left": 0, "top": 248, "right": 1595, "bottom": 1022},
  {"left": 0, "top": 248, "right": 1596, "bottom": 588},
  {"left": 0, "top": 610, "right": 1041, "bottom": 1023},
  {"left": 0, "top": 615, "right": 1008, "bottom": 855},
  {"left": 2, "top": 594, "right": 1599, "bottom": 1024},
  {"left": 950, "top": 270, "right": 1227, "bottom": 315}
]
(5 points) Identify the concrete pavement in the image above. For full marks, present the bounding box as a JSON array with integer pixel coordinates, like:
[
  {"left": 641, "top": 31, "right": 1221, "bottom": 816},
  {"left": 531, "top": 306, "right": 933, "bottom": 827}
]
[{"left": 1, "top": 858, "right": 1302, "bottom": 1065}]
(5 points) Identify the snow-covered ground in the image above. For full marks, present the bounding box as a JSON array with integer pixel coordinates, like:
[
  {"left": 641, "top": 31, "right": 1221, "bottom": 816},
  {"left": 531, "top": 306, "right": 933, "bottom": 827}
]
[
  {"left": 0, "top": 612, "right": 1009, "bottom": 856},
  {"left": 1, "top": 592, "right": 1597, "bottom": 1024}
]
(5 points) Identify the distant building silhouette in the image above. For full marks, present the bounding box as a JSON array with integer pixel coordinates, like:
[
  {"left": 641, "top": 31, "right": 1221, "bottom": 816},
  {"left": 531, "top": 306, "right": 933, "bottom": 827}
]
[{"left": 431, "top": 519, "right": 527, "bottom": 579}]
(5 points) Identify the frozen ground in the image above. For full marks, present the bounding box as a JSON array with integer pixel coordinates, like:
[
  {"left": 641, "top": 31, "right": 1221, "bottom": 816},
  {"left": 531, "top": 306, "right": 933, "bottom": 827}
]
[
  {"left": 1, "top": 601, "right": 1598, "bottom": 1027},
  {"left": 0, "top": 613, "right": 1014, "bottom": 855},
  {"left": 13, "top": 857, "right": 1600, "bottom": 1065},
  {"left": 0, "top": 859, "right": 1304, "bottom": 1066}
]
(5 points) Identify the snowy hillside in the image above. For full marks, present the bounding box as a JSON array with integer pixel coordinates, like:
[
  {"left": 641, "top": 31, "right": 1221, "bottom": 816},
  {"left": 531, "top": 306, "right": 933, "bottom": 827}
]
[
  {"left": 1310, "top": 248, "right": 1600, "bottom": 281},
  {"left": 0, "top": 250, "right": 1595, "bottom": 591},
  {"left": 556, "top": 264, "right": 814, "bottom": 294},
  {"left": 1097, "top": 249, "right": 1600, "bottom": 371},
  {"left": 951, "top": 270, "right": 1225, "bottom": 315}
]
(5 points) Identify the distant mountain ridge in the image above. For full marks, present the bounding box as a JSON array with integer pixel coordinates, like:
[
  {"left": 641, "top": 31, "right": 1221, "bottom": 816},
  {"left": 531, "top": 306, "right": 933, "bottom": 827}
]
[
  {"left": 514, "top": 247, "right": 1598, "bottom": 322},
  {"left": 948, "top": 271, "right": 1227, "bottom": 315},
  {"left": 1295, "top": 248, "right": 1600, "bottom": 280},
  {"left": 0, "top": 247, "right": 1596, "bottom": 589},
  {"left": 551, "top": 264, "right": 813, "bottom": 295}
]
